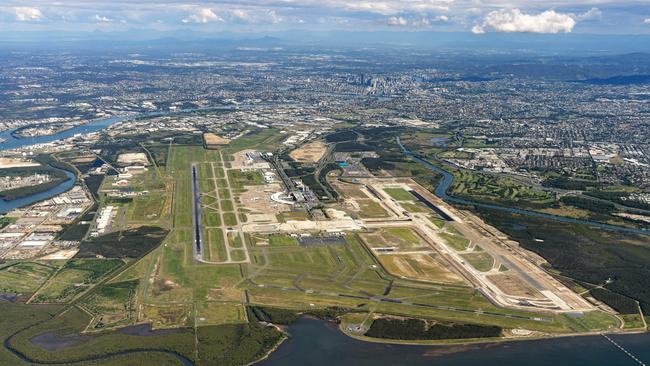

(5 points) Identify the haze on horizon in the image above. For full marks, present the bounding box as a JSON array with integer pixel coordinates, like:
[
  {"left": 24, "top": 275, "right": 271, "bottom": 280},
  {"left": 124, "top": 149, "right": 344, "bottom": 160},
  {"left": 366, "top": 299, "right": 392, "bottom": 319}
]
[{"left": 1, "top": 0, "right": 649, "bottom": 39}]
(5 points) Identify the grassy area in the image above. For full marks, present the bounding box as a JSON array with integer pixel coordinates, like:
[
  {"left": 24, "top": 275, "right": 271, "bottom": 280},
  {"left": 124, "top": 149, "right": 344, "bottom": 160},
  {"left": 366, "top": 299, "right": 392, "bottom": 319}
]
[
  {"left": 228, "top": 170, "right": 264, "bottom": 189},
  {"left": 202, "top": 209, "right": 222, "bottom": 227},
  {"left": 221, "top": 199, "right": 234, "bottom": 212},
  {"left": 461, "top": 252, "right": 495, "bottom": 272},
  {"left": 31, "top": 259, "right": 124, "bottom": 304},
  {"left": 224, "top": 128, "right": 285, "bottom": 153},
  {"left": 223, "top": 212, "right": 238, "bottom": 227},
  {"left": 204, "top": 228, "right": 228, "bottom": 262},
  {"left": 384, "top": 187, "right": 415, "bottom": 201},
  {"left": 357, "top": 201, "right": 390, "bottom": 219},
  {"left": 196, "top": 302, "right": 247, "bottom": 325},
  {"left": 81, "top": 279, "right": 138, "bottom": 329},
  {"left": 428, "top": 216, "right": 446, "bottom": 228},
  {"left": 438, "top": 232, "right": 470, "bottom": 251},
  {"left": 268, "top": 234, "right": 300, "bottom": 247},
  {"left": 451, "top": 170, "right": 554, "bottom": 207},
  {"left": 0, "top": 262, "right": 55, "bottom": 297}
]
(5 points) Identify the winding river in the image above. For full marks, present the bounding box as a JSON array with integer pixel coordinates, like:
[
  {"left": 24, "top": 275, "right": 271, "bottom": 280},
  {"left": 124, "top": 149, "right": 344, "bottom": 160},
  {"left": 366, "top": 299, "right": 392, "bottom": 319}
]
[
  {"left": 0, "top": 168, "right": 76, "bottom": 214},
  {"left": 396, "top": 136, "right": 650, "bottom": 236},
  {"left": 0, "top": 106, "right": 249, "bottom": 213},
  {"left": 1, "top": 114, "right": 649, "bottom": 365}
]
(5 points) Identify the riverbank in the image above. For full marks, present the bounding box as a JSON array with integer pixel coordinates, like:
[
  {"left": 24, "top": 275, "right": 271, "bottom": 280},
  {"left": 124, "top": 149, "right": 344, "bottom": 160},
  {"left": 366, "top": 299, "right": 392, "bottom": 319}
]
[
  {"left": 396, "top": 136, "right": 650, "bottom": 237},
  {"left": 338, "top": 319, "right": 647, "bottom": 347},
  {"left": 257, "top": 317, "right": 650, "bottom": 366},
  {"left": 10, "top": 122, "right": 87, "bottom": 140},
  {"left": 248, "top": 324, "right": 289, "bottom": 366},
  {"left": 0, "top": 155, "right": 78, "bottom": 214}
]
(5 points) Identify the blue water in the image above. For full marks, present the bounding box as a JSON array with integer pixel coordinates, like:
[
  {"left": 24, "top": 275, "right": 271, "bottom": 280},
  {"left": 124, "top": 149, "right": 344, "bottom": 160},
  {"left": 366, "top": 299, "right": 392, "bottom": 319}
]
[
  {"left": 260, "top": 318, "right": 650, "bottom": 366},
  {"left": 0, "top": 105, "right": 251, "bottom": 213},
  {"left": 0, "top": 169, "right": 76, "bottom": 214},
  {"left": 0, "top": 105, "right": 252, "bottom": 152},
  {"left": 0, "top": 115, "right": 134, "bottom": 151}
]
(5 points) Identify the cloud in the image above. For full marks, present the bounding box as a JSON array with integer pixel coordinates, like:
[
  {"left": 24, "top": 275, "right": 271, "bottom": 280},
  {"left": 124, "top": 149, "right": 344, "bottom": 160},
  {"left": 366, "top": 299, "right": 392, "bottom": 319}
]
[
  {"left": 232, "top": 9, "right": 250, "bottom": 21},
  {"left": 342, "top": 1, "right": 449, "bottom": 16},
  {"left": 645, "top": 18, "right": 650, "bottom": 24},
  {"left": 182, "top": 8, "right": 223, "bottom": 24},
  {"left": 386, "top": 16, "right": 408, "bottom": 26},
  {"left": 15, "top": 7, "right": 43, "bottom": 21},
  {"left": 474, "top": 9, "right": 576, "bottom": 34},
  {"left": 577, "top": 7, "right": 602, "bottom": 20},
  {"left": 471, "top": 24, "right": 485, "bottom": 34},
  {"left": 385, "top": 14, "right": 449, "bottom": 27},
  {"left": 93, "top": 14, "right": 112, "bottom": 22}
]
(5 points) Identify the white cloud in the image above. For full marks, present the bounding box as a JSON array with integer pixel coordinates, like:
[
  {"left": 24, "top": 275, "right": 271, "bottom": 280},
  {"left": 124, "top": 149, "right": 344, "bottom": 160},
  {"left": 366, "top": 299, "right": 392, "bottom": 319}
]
[
  {"left": 475, "top": 9, "right": 576, "bottom": 34},
  {"left": 232, "top": 9, "right": 250, "bottom": 21},
  {"left": 385, "top": 14, "right": 449, "bottom": 27},
  {"left": 93, "top": 14, "right": 112, "bottom": 22},
  {"left": 182, "top": 8, "right": 223, "bottom": 24},
  {"left": 342, "top": 1, "right": 449, "bottom": 16},
  {"left": 14, "top": 7, "right": 43, "bottom": 21},
  {"left": 471, "top": 24, "right": 485, "bottom": 34},
  {"left": 645, "top": 18, "right": 650, "bottom": 24},
  {"left": 386, "top": 16, "right": 408, "bottom": 26},
  {"left": 577, "top": 7, "right": 602, "bottom": 20}
]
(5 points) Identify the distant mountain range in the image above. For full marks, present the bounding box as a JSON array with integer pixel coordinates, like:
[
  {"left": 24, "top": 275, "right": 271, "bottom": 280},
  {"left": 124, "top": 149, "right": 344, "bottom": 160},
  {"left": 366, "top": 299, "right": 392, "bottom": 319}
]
[{"left": 572, "top": 74, "right": 650, "bottom": 85}]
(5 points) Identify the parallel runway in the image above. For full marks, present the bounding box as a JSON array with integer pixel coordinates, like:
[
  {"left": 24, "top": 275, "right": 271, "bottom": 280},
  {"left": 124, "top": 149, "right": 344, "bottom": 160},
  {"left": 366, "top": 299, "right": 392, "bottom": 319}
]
[{"left": 191, "top": 164, "right": 203, "bottom": 260}]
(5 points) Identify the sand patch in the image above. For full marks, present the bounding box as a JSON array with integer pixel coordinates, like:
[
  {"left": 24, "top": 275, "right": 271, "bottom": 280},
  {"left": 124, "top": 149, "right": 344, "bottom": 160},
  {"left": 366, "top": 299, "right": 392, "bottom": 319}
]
[{"left": 289, "top": 141, "right": 327, "bottom": 163}]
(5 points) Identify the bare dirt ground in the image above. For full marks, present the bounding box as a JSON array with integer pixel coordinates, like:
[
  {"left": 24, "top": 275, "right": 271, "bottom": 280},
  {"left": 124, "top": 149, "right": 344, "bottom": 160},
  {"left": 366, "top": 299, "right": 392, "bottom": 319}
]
[
  {"left": 204, "top": 133, "right": 230, "bottom": 147},
  {"left": 0, "top": 157, "right": 40, "bottom": 168},
  {"left": 378, "top": 253, "right": 465, "bottom": 284},
  {"left": 486, "top": 273, "right": 545, "bottom": 299},
  {"left": 117, "top": 152, "right": 149, "bottom": 165},
  {"left": 289, "top": 141, "right": 327, "bottom": 163}
]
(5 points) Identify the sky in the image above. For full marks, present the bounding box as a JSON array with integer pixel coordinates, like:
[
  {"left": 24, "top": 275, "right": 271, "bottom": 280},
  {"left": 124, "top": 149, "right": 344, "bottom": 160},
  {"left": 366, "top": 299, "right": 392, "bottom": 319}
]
[{"left": 1, "top": 0, "right": 649, "bottom": 37}]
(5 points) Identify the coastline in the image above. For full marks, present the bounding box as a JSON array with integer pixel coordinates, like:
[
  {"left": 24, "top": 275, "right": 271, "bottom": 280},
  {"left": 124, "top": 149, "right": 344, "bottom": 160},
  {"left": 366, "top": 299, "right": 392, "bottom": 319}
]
[
  {"left": 248, "top": 324, "right": 289, "bottom": 366},
  {"left": 10, "top": 121, "right": 89, "bottom": 140},
  {"left": 0, "top": 160, "right": 78, "bottom": 214},
  {"left": 337, "top": 320, "right": 648, "bottom": 348}
]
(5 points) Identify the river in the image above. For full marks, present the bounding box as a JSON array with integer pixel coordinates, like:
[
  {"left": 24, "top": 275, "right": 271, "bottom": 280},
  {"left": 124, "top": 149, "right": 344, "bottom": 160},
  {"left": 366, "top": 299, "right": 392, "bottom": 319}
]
[
  {"left": 260, "top": 317, "right": 650, "bottom": 366},
  {"left": 0, "top": 168, "right": 76, "bottom": 214},
  {"left": 0, "top": 106, "right": 250, "bottom": 213},
  {"left": 396, "top": 137, "right": 650, "bottom": 237}
]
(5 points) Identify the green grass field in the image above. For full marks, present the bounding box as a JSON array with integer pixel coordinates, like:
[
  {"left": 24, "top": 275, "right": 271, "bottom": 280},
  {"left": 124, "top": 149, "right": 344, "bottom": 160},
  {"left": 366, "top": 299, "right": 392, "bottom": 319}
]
[
  {"left": 31, "top": 259, "right": 124, "bottom": 304},
  {"left": 384, "top": 187, "right": 415, "bottom": 201},
  {"left": 0, "top": 262, "right": 55, "bottom": 296},
  {"left": 439, "top": 232, "right": 470, "bottom": 251},
  {"left": 461, "top": 252, "right": 495, "bottom": 272},
  {"left": 268, "top": 234, "right": 300, "bottom": 247}
]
